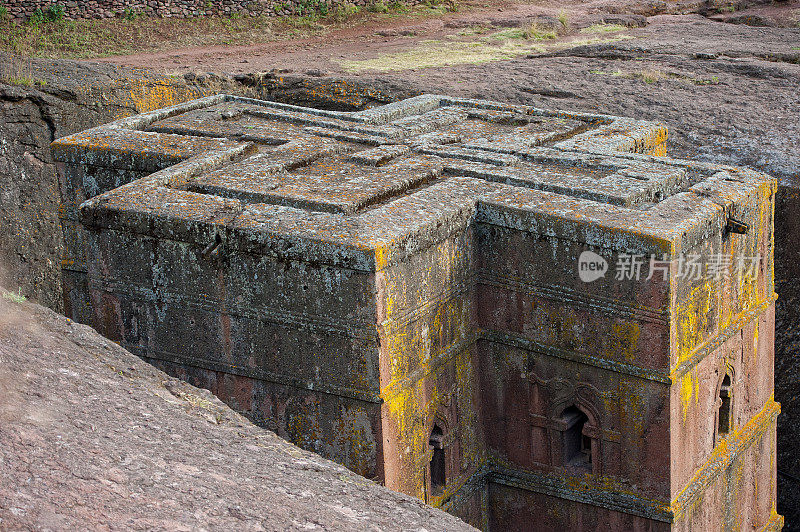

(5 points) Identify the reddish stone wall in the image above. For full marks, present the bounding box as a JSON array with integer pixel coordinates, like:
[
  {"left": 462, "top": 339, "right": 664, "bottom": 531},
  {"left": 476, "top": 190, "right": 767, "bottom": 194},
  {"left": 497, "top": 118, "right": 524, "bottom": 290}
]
[
  {"left": 487, "top": 483, "right": 670, "bottom": 532},
  {"left": 473, "top": 220, "right": 673, "bottom": 503},
  {"left": 669, "top": 308, "right": 776, "bottom": 493},
  {"left": 376, "top": 224, "right": 484, "bottom": 502},
  {"left": 84, "top": 221, "right": 388, "bottom": 479},
  {"left": 666, "top": 175, "right": 778, "bottom": 531},
  {"left": 672, "top": 418, "right": 779, "bottom": 531}
]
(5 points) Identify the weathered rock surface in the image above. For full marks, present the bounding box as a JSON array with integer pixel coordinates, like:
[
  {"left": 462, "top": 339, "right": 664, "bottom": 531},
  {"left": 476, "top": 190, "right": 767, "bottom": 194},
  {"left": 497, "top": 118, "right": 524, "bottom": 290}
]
[
  {"left": 0, "top": 291, "right": 475, "bottom": 531},
  {"left": 0, "top": 54, "right": 402, "bottom": 315},
  {"left": 0, "top": 57, "right": 213, "bottom": 313}
]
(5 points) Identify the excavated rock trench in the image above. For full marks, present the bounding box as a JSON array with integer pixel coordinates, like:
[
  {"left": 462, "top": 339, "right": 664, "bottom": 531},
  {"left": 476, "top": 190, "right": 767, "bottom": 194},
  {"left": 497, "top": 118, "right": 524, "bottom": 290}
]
[{"left": 1, "top": 5, "right": 799, "bottom": 527}]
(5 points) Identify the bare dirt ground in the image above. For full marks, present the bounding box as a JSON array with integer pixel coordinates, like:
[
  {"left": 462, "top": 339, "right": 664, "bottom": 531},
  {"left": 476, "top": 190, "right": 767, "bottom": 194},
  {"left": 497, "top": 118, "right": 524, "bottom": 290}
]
[{"left": 76, "top": 0, "right": 800, "bottom": 526}]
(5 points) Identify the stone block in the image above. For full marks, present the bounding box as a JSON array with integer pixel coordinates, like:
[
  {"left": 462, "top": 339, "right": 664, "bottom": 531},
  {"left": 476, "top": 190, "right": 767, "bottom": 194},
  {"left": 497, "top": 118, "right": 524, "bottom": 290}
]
[{"left": 52, "top": 94, "right": 782, "bottom": 531}]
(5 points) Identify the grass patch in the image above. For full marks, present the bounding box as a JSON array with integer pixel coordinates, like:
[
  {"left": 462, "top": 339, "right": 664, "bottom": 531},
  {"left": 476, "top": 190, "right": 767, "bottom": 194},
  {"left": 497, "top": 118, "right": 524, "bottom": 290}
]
[
  {"left": 522, "top": 22, "right": 558, "bottom": 40},
  {"left": 455, "top": 24, "right": 490, "bottom": 37},
  {"left": 691, "top": 75, "right": 720, "bottom": 85},
  {"left": 342, "top": 34, "right": 634, "bottom": 73},
  {"left": 548, "top": 34, "right": 633, "bottom": 51},
  {"left": 2, "top": 288, "right": 26, "bottom": 303},
  {"left": 618, "top": 68, "right": 666, "bottom": 83},
  {"left": 0, "top": 0, "right": 455, "bottom": 58},
  {"left": 0, "top": 14, "right": 281, "bottom": 58},
  {"left": 557, "top": 10, "right": 569, "bottom": 30},
  {"left": 485, "top": 28, "right": 526, "bottom": 40},
  {"left": 0, "top": 55, "right": 46, "bottom": 87},
  {"left": 387, "top": 0, "right": 410, "bottom": 14},
  {"left": 420, "top": 0, "right": 458, "bottom": 14},
  {"left": 366, "top": 1, "right": 390, "bottom": 13},
  {"left": 6, "top": 75, "right": 46, "bottom": 87},
  {"left": 580, "top": 23, "right": 627, "bottom": 34},
  {"left": 590, "top": 68, "right": 721, "bottom": 85},
  {"left": 485, "top": 23, "right": 557, "bottom": 43},
  {"left": 340, "top": 39, "right": 546, "bottom": 72}
]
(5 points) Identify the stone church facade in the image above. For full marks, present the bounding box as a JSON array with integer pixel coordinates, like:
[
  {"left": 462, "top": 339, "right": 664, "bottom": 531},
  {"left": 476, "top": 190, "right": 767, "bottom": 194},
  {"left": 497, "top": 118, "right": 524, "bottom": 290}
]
[{"left": 52, "top": 94, "right": 782, "bottom": 530}]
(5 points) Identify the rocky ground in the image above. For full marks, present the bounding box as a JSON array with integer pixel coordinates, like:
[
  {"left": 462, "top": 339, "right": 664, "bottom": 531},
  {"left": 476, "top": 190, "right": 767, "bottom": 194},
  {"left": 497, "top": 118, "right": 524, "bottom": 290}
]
[
  {"left": 0, "top": 290, "right": 475, "bottom": 531},
  {"left": 94, "top": 1, "right": 800, "bottom": 186}
]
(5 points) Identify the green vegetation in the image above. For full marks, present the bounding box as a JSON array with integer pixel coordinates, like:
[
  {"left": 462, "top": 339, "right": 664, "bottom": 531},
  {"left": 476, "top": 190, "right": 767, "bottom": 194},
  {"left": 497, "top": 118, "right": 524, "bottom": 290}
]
[
  {"left": 455, "top": 25, "right": 490, "bottom": 37},
  {"left": 1, "top": 14, "right": 268, "bottom": 58},
  {"left": 557, "top": 9, "right": 569, "bottom": 30},
  {"left": 366, "top": 1, "right": 389, "bottom": 13},
  {"left": 589, "top": 68, "right": 721, "bottom": 85},
  {"left": 2, "top": 288, "right": 26, "bottom": 303},
  {"left": 485, "top": 28, "right": 525, "bottom": 40},
  {"left": 692, "top": 75, "right": 720, "bottom": 85},
  {"left": 0, "top": 12, "right": 283, "bottom": 58},
  {"left": 0, "top": 54, "right": 46, "bottom": 87},
  {"left": 120, "top": 7, "right": 140, "bottom": 21},
  {"left": 0, "top": 0, "right": 452, "bottom": 58},
  {"left": 341, "top": 32, "right": 633, "bottom": 73},
  {"left": 580, "top": 23, "right": 626, "bottom": 34},
  {"left": 5, "top": 74, "right": 46, "bottom": 86},
  {"left": 29, "top": 4, "right": 65, "bottom": 24},
  {"left": 387, "top": 1, "right": 409, "bottom": 14},
  {"left": 340, "top": 39, "right": 544, "bottom": 72},
  {"left": 522, "top": 22, "right": 557, "bottom": 40},
  {"left": 485, "top": 23, "right": 557, "bottom": 42},
  {"left": 622, "top": 69, "right": 665, "bottom": 84},
  {"left": 331, "top": 2, "right": 359, "bottom": 21},
  {"left": 291, "top": 0, "right": 332, "bottom": 18},
  {"left": 423, "top": 0, "right": 458, "bottom": 13}
]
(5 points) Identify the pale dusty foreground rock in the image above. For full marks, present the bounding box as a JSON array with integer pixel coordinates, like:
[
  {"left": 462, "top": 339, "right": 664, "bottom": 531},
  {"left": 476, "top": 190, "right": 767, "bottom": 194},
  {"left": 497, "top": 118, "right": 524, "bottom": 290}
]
[{"left": 0, "top": 292, "right": 475, "bottom": 531}]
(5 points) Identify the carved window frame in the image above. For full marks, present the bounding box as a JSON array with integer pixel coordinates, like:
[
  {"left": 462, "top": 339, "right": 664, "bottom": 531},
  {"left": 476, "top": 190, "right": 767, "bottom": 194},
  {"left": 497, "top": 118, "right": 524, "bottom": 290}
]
[
  {"left": 714, "top": 366, "right": 735, "bottom": 446},
  {"left": 549, "top": 400, "right": 601, "bottom": 475},
  {"left": 425, "top": 413, "right": 453, "bottom": 501}
]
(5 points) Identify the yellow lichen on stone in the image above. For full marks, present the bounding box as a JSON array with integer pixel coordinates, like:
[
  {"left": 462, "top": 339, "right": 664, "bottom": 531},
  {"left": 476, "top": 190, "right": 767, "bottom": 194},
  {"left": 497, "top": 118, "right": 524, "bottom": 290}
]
[
  {"left": 605, "top": 321, "right": 641, "bottom": 363},
  {"left": 679, "top": 369, "right": 699, "bottom": 423}
]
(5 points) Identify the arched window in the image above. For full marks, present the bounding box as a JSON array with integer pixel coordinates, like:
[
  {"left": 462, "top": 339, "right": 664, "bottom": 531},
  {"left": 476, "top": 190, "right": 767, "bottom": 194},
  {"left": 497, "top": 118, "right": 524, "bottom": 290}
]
[
  {"left": 718, "top": 374, "right": 732, "bottom": 437},
  {"left": 429, "top": 424, "right": 445, "bottom": 493},
  {"left": 561, "top": 406, "right": 592, "bottom": 472}
]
